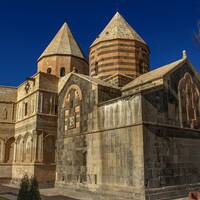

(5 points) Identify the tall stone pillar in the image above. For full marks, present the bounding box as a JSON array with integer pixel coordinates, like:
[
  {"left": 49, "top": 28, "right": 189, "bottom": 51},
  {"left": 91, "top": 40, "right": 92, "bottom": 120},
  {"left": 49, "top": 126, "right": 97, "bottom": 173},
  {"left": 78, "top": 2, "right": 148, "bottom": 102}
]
[
  {"left": 0, "top": 140, "right": 5, "bottom": 162},
  {"left": 13, "top": 140, "right": 17, "bottom": 162}
]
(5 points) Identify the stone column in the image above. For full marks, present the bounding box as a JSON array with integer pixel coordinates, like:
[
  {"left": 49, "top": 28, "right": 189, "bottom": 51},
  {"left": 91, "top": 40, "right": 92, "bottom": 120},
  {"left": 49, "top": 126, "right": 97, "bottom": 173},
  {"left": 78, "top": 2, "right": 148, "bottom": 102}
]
[
  {"left": 31, "top": 131, "right": 36, "bottom": 162},
  {"left": 39, "top": 93, "right": 43, "bottom": 113},
  {"left": 21, "top": 140, "right": 24, "bottom": 162},
  {"left": 35, "top": 131, "right": 43, "bottom": 162},
  {"left": 13, "top": 140, "right": 17, "bottom": 162},
  {"left": 0, "top": 140, "right": 5, "bottom": 162}
]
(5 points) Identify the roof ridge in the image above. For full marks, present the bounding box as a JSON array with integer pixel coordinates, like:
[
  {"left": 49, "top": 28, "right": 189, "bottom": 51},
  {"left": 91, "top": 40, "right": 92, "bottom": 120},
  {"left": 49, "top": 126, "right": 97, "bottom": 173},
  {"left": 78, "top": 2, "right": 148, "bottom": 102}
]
[{"left": 56, "top": 23, "right": 66, "bottom": 54}]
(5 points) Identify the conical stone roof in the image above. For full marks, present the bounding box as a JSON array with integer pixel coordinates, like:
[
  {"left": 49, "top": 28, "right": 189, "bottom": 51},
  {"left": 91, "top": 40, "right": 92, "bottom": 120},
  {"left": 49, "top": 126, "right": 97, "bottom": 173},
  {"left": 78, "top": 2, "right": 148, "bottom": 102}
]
[
  {"left": 91, "top": 12, "right": 146, "bottom": 47},
  {"left": 38, "top": 22, "right": 84, "bottom": 61}
]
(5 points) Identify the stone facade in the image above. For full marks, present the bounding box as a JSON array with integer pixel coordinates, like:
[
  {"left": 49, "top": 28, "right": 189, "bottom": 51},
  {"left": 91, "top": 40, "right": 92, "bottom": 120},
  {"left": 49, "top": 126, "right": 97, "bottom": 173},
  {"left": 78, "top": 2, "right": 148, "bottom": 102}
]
[{"left": 0, "top": 12, "right": 200, "bottom": 200}]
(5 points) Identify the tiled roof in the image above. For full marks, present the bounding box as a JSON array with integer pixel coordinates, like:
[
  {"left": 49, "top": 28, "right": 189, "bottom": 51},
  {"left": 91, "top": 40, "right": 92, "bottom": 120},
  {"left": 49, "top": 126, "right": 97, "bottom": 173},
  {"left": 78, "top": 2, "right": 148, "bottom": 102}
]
[
  {"left": 38, "top": 22, "right": 84, "bottom": 60},
  {"left": 122, "top": 58, "right": 186, "bottom": 91},
  {"left": 91, "top": 12, "right": 146, "bottom": 47}
]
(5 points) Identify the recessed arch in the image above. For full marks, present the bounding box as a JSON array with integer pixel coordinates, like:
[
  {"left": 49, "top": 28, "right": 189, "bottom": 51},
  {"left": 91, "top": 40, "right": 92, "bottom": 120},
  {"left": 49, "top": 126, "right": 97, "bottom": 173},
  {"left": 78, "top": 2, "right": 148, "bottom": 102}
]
[
  {"left": 5, "top": 137, "right": 15, "bottom": 163},
  {"left": 43, "top": 135, "right": 55, "bottom": 164},
  {"left": 63, "top": 84, "right": 82, "bottom": 131},
  {"left": 63, "top": 84, "right": 82, "bottom": 108},
  {"left": 178, "top": 72, "right": 200, "bottom": 128}
]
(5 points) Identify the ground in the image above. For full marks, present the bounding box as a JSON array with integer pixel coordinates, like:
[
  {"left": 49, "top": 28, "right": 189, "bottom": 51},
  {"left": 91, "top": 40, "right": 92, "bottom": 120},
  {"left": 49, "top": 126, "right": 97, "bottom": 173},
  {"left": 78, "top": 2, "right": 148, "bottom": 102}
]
[{"left": 0, "top": 184, "right": 78, "bottom": 200}]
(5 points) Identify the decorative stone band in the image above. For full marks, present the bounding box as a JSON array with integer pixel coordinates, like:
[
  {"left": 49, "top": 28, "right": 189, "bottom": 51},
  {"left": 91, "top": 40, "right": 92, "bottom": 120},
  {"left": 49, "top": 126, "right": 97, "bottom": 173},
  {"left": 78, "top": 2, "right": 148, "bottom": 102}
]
[
  {"left": 97, "top": 49, "right": 135, "bottom": 56},
  {"left": 96, "top": 43, "right": 136, "bottom": 50},
  {"left": 90, "top": 56, "right": 135, "bottom": 65}
]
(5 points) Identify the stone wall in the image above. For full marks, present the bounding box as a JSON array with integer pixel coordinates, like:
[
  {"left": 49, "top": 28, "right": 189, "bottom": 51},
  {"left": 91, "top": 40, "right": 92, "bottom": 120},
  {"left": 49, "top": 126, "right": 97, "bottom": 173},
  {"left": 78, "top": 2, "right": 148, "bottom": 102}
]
[
  {"left": 144, "top": 125, "right": 200, "bottom": 199},
  {"left": 142, "top": 63, "right": 200, "bottom": 128},
  {"left": 56, "top": 74, "right": 145, "bottom": 199},
  {"left": 0, "top": 164, "right": 12, "bottom": 182},
  {"left": 11, "top": 72, "right": 58, "bottom": 183},
  {"left": 0, "top": 86, "right": 16, "bottom": 180},
  {"left": 141, "top": 63, "right": 200, "bottom": 199}
]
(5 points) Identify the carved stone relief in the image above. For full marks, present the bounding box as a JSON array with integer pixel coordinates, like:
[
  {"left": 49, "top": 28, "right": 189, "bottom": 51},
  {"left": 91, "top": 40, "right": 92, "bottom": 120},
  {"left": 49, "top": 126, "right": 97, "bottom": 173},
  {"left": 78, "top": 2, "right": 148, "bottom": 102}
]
[
  {"left": 178, "top": 73, "right": 199, "bottom": 128},
  {"left": 63, "top": 85, "right": 82, "bottom": 131}
]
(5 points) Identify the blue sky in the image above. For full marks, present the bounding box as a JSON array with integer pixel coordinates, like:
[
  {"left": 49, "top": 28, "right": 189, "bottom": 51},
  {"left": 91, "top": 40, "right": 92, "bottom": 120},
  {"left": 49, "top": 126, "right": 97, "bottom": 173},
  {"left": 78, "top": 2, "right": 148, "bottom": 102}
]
[{"left": 0, "top": 0, "right": 200, "bottom": 86}]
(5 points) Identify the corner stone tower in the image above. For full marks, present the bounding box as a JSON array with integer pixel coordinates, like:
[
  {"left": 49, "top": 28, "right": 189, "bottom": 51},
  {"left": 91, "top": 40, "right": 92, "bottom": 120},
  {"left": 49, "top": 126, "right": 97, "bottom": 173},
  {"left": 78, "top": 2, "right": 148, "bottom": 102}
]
[
  {"left": 37, "top": 22, "right": 89, "bottom": 77},
  {"left": 89, "top": 12, "right": 149, "bottom": 87}
]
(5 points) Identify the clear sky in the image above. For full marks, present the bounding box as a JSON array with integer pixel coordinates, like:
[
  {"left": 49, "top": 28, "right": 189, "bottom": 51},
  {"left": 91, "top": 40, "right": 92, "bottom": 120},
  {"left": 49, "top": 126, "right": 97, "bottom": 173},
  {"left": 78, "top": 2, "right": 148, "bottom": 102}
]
[{"left": 0, "top": 0, "right": 199, "bottom": 86}]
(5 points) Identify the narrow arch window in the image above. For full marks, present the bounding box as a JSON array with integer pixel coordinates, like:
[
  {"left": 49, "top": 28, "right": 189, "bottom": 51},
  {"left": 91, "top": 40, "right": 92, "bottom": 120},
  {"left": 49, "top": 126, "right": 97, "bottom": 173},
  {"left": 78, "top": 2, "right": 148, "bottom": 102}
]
[
  {"left": 24, "top": 102, "right": 28, "bottom": 116},
  {"left": 139, "top": 63, "right": 143, "bottom": 74},
  {"left": 47, "top": 68, "right": 52, "bottom": 74},
  {"left": 60, "top": 67, "right": 65, "bottom": 77},
  {"left": 94, "top": 62, "right": 98, "bottom": 75}
]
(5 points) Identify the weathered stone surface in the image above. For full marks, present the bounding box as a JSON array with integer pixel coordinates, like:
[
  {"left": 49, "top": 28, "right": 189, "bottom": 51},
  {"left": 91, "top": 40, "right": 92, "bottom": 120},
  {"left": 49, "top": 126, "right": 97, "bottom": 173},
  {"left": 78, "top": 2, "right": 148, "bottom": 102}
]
[{"left": 0, "top": 12, "right": 200, "bottom": 200}]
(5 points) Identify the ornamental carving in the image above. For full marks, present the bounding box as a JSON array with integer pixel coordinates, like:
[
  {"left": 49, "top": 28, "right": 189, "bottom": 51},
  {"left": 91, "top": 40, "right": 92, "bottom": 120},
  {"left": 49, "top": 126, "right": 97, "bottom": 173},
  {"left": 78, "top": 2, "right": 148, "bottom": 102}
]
[
  {"left": 178, "top": 73, "right": 200, "bottom": 128},
  {"left": 24, "top": 81, "right": 31, "bottom": 93},
  {"left": 63, "top": 85, "right": 82, "bottom": 131}
]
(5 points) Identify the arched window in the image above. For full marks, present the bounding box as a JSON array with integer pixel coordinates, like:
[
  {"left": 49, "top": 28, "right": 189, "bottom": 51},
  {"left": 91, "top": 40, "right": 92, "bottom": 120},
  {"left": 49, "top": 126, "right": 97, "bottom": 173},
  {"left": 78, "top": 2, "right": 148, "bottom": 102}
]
[
  {"left": 139, "top": 60, "right": 145, "bottom": 74},
  {"left": 63, "top": 85, "right": 82, "bottom": 130},
  {"left": 24, "top": 102, "right": 28, "bottom": 116},
  {"left": 60, "top": 67, "right": 66, "bottom": 77},
  {"left": 47, "top": 68, "right": 52, "bottom": 74},
  {"left": 94, "top": 62, "right": 98, "bottom": 75},
  {"left": 178, "top": 73, "right": 199, "bottom": 128}
]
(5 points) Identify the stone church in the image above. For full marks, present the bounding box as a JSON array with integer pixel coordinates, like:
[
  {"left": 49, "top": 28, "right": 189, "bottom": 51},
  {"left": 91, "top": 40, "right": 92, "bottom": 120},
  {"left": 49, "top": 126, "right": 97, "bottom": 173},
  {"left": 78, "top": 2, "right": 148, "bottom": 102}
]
[{"left": 0, "top": 12, "right": 200, "bottom": 200}]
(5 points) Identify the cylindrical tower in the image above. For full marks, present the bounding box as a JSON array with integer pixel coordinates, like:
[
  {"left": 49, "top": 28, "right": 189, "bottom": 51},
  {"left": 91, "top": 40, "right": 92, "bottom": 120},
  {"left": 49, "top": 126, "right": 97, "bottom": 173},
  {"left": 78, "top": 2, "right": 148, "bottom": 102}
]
[{"left": 89, "top": 12, "right": 149, "bottom": 87}]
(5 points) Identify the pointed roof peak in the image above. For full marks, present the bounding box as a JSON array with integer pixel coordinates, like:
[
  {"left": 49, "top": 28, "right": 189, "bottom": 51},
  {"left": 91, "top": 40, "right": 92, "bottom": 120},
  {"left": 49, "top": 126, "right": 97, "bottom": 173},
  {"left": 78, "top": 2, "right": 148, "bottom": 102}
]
[
  {"left": 115, "top": 11, "right": 120, "bottom": 15},
  {"left": 91, "top": 12, "right": 147, "bottom": 47},
  {"left": 38, "top": 21, "right": 85, "bottom": 61},
  {"left": 114, "top": 11, "right": 124, "bottom": 17}
]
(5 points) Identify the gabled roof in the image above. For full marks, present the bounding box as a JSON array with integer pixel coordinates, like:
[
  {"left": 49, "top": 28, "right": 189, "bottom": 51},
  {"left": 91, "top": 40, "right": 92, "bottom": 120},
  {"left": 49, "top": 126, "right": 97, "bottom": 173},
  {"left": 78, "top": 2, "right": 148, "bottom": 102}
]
[
  {"left": 58, "top": 72, "right": 120, "bottom": 94},
  {"left": 91, "top": 12, "right": 146, "bottom": 47},
  {"left": 122, "top": 57, "right": 187, "bottom": 91},
  {"left": 75, "top": 73, "right": 120, "bottom": 89},
  {"left": 38, "top": 22, "right": 85, "bottom": 61}
]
